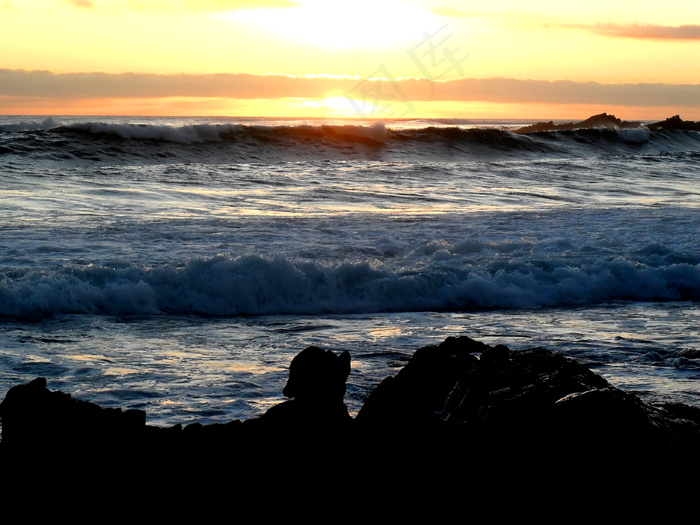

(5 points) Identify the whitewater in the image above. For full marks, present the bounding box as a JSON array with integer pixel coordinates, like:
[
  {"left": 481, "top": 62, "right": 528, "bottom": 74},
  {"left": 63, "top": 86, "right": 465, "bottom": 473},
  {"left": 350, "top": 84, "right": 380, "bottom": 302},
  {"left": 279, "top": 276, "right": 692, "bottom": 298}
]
[{"left": 1, "top": 115, "right": 699, "bottom": 428}]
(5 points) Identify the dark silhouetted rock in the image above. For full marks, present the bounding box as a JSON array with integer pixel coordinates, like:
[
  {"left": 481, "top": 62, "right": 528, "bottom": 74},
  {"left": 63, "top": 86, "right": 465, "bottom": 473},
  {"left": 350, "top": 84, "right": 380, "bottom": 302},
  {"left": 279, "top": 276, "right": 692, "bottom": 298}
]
[
  {"left": 553, "top": 387, "right": 672, "bottom": 446},
  {"left": 355, "top": 336, "right": 481, "bottom": 428},
  {"left": 515, "top": 112, "right": 700, "bottom": 134},
  {"left": 443, "top": 345, "right": 610, "bottom": 428},
  {"left": 446, "top": 344, "right": 700, "bottom": 453},
  {"left": 576, "top": 113, "right": 641, "bottom": 129},
  {"left": 515, "top": 112, "right": 642, "bottom": 133},
  {"left": 2, "top": 337, "right": 699, "bottom": 472},
  {"left": 0, "top": 377, "right": 150, "bottom": 457},
  {"left": 647, "top": 115, "right": 700, "bottom": 131},
  {"left": 283, "top": 346, "right": 351, "bottom": 402},
  {"left": 251, "top": 346, "right": 353, "bottom": 430}
]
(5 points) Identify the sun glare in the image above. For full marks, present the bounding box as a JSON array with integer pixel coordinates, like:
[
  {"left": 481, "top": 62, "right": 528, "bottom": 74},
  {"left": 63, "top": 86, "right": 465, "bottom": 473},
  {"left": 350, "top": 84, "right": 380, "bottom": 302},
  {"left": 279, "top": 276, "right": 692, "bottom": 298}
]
[
  {"left": 297, "top": 96, "right": 374, "bottom": 117},
  {"left": 223, "top": 0, "right": 437, "bottom": 49}
]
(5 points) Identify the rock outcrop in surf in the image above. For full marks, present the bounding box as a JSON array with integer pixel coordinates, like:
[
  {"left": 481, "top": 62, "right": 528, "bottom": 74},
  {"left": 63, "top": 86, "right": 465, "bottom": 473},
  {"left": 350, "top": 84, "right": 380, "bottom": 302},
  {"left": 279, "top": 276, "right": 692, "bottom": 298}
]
[
  {"left": 646, "top": 114, "right": 700, "bottom": 131},
  {"left": 514, "top": 112, "right": 700, "bottom": 133}
]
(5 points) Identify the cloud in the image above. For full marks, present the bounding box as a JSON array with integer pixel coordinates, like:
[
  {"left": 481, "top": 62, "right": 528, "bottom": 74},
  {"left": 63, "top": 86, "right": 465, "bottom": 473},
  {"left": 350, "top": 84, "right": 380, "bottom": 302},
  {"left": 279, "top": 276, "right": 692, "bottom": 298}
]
[
  {"left": 576, "top": 23, "right": 700, "bottom": 41},
  {"left": 2, "top": 69, "right": 699, "bottom": 109},
  {"left": 188, "top": 0, "right": 300, "bottom": 9},
  {"left": 430, "top": 78, "right": 700, "bottom": 107},
  {"left": 0, "top": 70, "right": 348, "bottom": 99},
  {"left": 128, "top": 0, "right": 300, "bottom": 12},
  {"left": 431, "top": 7, "right": 700, "bottom": 42},
  {"left": 58, "top": 0, "right": 299, "bottom": 13},
  {"left": 431, "top": 6, "right": 477, "bottom": 19},
  {"left": 66, "top": 0, "right": 95, "bottom": 7}
]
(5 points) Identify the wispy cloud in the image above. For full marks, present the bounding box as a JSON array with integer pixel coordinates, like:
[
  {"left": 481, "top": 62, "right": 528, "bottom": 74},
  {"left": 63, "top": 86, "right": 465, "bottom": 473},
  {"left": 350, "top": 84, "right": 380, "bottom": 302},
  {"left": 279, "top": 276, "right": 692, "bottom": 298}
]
[
  {"left": 183, "top": 0, "right": 300, "bottom": 11},
  {"left": 573, "top": 23, "right": 700, "bottom": 41},
  {"left": 2, "top": 69, "right": 699, "bottom": 109},
  {"left": 431, "top": 6, "right": 477, "bottom": 19},
  {"left": 131, "top": 0, "right": 299, "bottom": 11},
  {"left": 431, "top": 78, "right": 700, "bottom": 107},
  {"left": 66, "top": 0, "right": 95, "bottom": 8},
  {"left": 58, "top": 0, "right": 299, "bottom": 12},
  {"left": 432, "top": 6, "right": 700, "bottom": 42}
]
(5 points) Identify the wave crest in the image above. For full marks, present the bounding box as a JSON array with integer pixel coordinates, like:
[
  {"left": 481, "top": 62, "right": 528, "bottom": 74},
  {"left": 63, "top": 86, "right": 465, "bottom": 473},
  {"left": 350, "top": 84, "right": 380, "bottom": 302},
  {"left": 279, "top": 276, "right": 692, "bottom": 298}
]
[
  {"left": 1, "top": 254, "right": 698, "bottom": 319},
  {"left": 3, "top": 119, "right": 700, "bottom": 163}
]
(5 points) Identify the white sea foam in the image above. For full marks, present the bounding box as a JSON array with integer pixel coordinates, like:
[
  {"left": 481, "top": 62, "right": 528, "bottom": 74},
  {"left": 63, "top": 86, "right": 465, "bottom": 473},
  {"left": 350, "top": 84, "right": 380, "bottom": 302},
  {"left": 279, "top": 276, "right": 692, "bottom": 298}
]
[
  {"left": 0, "top": 116, "right": 61, "bottom": 132},
  {"left": 1, "top": 253, "right": 698, "bottom": 319}
]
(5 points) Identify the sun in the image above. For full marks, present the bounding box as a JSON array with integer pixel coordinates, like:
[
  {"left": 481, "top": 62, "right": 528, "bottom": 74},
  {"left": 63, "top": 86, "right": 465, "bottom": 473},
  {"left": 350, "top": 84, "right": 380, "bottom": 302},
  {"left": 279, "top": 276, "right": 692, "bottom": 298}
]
[{"left": 223, "top": 0, "right": 438, "bottom": 50}]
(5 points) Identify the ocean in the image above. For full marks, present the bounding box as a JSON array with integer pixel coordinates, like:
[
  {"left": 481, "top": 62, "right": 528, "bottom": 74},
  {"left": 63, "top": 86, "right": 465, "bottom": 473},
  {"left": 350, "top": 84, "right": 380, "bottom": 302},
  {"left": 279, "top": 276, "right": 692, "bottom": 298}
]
[{"left": 1, "top": 115, "right": 699, "bottom": 429}]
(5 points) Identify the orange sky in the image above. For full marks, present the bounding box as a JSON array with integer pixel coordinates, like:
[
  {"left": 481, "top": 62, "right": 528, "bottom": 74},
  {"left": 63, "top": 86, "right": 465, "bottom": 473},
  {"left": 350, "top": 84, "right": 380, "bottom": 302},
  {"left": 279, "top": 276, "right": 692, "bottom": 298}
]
[{"left": 2, "top": 0, "right": 700, "bottom": 120}]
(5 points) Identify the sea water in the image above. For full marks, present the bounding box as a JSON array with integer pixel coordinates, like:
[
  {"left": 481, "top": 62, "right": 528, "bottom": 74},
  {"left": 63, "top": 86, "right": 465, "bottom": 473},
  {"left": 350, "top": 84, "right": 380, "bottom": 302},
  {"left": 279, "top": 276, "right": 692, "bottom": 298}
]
[{"left": 1, "top": 116, "right": 699, "bottom": 427}]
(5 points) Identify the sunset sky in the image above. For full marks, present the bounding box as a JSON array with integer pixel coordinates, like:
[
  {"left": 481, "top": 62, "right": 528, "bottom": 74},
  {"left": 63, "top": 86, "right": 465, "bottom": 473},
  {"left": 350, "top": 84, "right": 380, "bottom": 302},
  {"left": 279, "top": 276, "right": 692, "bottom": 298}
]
[{"left": 2, "top": 0, "right": 700, "bottom": 119}]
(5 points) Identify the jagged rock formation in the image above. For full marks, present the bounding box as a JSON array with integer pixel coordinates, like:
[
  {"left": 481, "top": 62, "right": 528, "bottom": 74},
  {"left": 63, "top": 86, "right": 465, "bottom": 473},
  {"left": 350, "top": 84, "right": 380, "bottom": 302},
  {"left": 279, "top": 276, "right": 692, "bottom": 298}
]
[
  {"left": 514, "top": 112, "right": 700, "bottom": 133},
  {"left": 647, "top": 115, "right": 700, "bottom": 131},
  {"left": 2, "top": 336, "right": 699, "bottom": 476},
  {"left": 514, "top": 113, "right": 642, "bottom": 133}
]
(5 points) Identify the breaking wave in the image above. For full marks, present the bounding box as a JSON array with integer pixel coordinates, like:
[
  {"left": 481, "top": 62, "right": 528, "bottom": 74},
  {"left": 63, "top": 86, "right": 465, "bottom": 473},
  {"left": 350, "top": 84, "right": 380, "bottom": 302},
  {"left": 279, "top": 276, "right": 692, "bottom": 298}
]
[
  {"left": 2, "top": 118, "right": 699, "bottom": 163},
  {"left": 1, "top": 254, "right": 698, "bottom": 320}
]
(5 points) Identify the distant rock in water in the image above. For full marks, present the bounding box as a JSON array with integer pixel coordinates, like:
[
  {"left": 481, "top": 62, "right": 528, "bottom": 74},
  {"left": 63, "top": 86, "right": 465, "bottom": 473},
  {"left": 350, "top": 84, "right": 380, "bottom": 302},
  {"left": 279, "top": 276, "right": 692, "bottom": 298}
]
[
  {"left": 2, "top": 336, "right": 699, "bottom": 476},
  {"left": 514, "top": 113, "right": 642, "bottom": 133},
  {"left": 647, "top": 114, "right": 700, "bottom": 131},
  {"left": 514, "top": 112, "right": 700, "bottom": 133}
]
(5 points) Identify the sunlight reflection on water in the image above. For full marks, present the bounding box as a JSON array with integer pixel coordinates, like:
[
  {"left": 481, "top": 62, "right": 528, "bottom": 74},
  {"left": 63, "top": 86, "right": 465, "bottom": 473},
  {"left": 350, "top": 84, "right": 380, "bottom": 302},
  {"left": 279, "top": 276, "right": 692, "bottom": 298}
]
[{"left": 1, "top": 301, "right": 698, "bottom": 427}]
